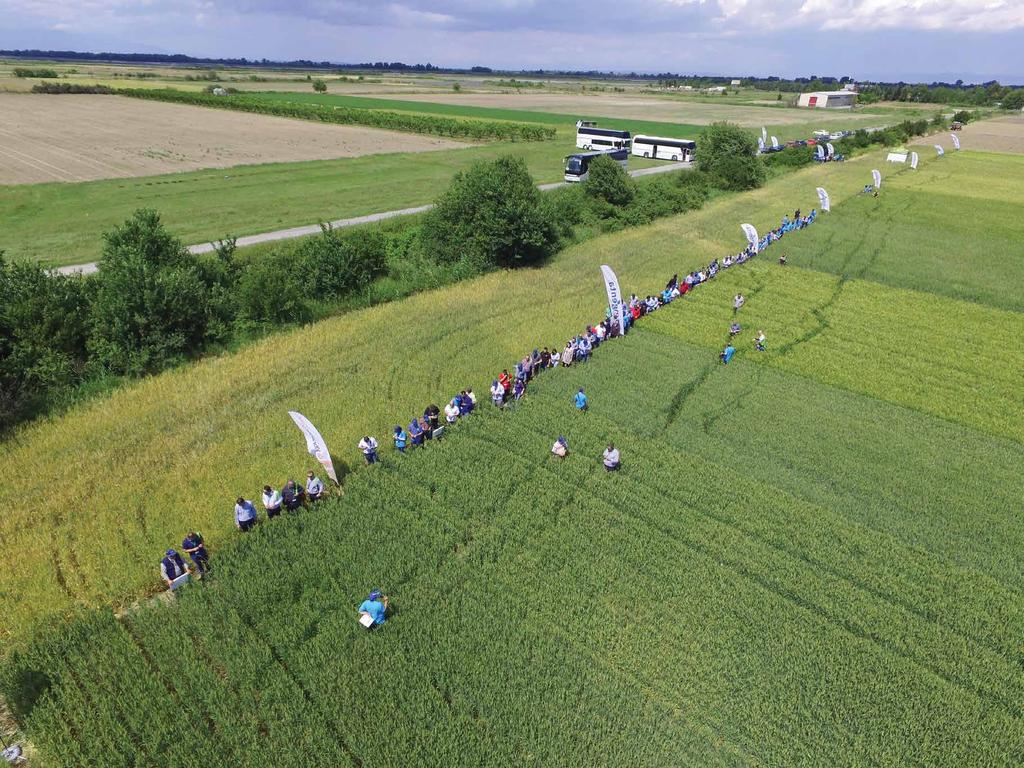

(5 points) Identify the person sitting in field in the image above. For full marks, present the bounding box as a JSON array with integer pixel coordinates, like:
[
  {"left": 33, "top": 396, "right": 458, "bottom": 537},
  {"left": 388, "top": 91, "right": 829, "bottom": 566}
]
[
  {"left": 425, "top": 404, "right": 441, "bottom": 434},
  {"left": 779, "top": 253, "right": 787, "bottom": 266},
  {"left": 577, "top": 335, "right": 591, "bottom": 362},
  {"left": 160, "top": 548, "right": 189, "bottom": 588},
  {"left": 235, "top": 497, "right": 257, "bottom": 532},
  {"left": 306, "top": 471, "right": 324, "bottom": 501},
  {"left": 467, "top": 388, "right": 478, "bottom": 409},
  {"left": 513, "top": 378, "right": 526, "bottom": 401},
  {"left": 282, "top": 479, "right": 304, "bottom": 512},
  {"left": 755, "top": 330, "right": 767, "bottom": 352},
  {"left": 262, "top": 485, "right": 283, "bottom": 519},
  {"left": 862, "top": 184, "right": 873, "bottom": 194},
  {"left": 393, "top": 425, "right": 408, "bottom": 453},
  {"left": 444, "top": 399, "right": 459, "bottom": 424},
  {"left": 595, "top": 323, "right": 607, "bottom": 342},
  {"left": 491, "top": 379, "right": 505, "bottom": 407},
  {"left": 551, "top": 436, "right": 568, "bottom": 459},
  {"left": 358, "top": 590, "right": 390, "bottom": 627},
  {"left": 550, "top": 348, "right": 561, "bottom": 367},
  {"left": 540, "top": 347, "right": 551, "bottom": 368},
  {"left": 794, "top": 208, "right": 801, "bottom": 221},
  {"left": 733, "top": 294, "right": 745, "bottom": 314},
  {"left": 723, "top": 255, "right": 733, "bottom": 268},
  {"left": 531, "top": 349, "right": 542, "bottom": 372},
  {"left": 358, "top": 435, "right": 379, "bottom": 464},
  {"left": 574, "top": 388, "right": 588, "bottom": 411},
  {"left": 666, "top": 273, "right": 678, "bottom": 291},
  {"left": 409, "top": 417, "right": 424, "bottom": 447},
  {"left": 602, "top": 443, "right": 620, "bottom": 472},
  {"left": 729, "top": 322, "right": 741, "bottom": 337},
  {"left": 721, "top": 344, "right": 736, "bottom": 364}
]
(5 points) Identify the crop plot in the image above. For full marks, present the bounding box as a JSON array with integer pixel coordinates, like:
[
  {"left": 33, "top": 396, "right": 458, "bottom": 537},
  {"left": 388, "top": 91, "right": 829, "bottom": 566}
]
[{"left": 0, "top": 94, "right": 467, "bottom": 184}]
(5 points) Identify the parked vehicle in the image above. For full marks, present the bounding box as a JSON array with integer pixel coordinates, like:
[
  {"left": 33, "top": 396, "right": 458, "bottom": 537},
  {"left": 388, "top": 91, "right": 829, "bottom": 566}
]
[
  {"left": 631, "top": 135, "right": 695, "bottom": 162},
  {"left": 576, "top": 120, "right": 631, "bottom": 151},
  {"left": 564, "top": 148, "right": 629, "bottom": 182}
]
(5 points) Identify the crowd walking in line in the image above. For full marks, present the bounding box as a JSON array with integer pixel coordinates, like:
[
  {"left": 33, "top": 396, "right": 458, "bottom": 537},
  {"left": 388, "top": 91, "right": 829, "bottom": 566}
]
[{"left": 160, "top": 202, "right": 822, "bottom": 620}]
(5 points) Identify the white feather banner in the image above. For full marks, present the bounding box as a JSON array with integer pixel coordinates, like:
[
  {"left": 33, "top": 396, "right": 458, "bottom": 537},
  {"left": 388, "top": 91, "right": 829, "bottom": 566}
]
[
  {"left": 816, "top": 187, "right": 830, "bottom": 212},
  {"left": 741, "top": 223, "right": 759, "bottom": 253}
]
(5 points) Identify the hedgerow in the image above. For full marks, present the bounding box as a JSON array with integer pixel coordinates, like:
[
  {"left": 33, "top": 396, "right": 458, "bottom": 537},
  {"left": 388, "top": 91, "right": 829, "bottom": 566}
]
[{"left": 115, "top": 87, "right": 557, "bottom": 142}]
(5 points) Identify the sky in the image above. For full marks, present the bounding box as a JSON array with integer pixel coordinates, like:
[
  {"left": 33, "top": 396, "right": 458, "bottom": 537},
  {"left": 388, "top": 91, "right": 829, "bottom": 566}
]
[{"left": 2, "top": 0, "right": 1023, "bottom": 83}]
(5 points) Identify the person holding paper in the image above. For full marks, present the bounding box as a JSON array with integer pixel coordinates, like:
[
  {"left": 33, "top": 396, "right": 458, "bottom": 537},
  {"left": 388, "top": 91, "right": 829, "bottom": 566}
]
[
  {"left": 358, "top": 436, "right": 379, "bottom": 464},
  {"left": 603, "top": 443, "right": 620, "bottom": 472},
  {"left": 358, "top": 591, "right": 390, "bottom": 627},
  {"left": 181, "top": 531, "right": 209, "bottom": 577},
  {"left": 262, "top": 485, "right": 283, "bottom": 519},
  {"left": 160, "top": 549, "right": 189, "bottom": 588}
]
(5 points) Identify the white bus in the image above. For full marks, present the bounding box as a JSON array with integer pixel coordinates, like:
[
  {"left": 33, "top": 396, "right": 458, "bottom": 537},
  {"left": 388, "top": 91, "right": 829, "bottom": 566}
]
[
  {"left": 631, "top": 135, "right": 696, "bottom": 162},
  {"left": 564, "top": 148, "right": 629, "bottom": 182},
  {"left": 576, "top": 120, "right": 631, "bottom": 151}
]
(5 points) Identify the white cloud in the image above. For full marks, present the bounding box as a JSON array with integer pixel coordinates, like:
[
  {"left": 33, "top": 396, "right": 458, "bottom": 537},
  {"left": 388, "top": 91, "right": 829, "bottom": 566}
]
[{"left": 798, "top": 0, "right": 1024, "bottom": 32}]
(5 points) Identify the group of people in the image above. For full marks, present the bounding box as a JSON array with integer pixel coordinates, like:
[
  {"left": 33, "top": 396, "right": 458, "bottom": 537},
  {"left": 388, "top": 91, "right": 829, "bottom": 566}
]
[
  {"left": 233, "top": 471, "right": 327, "bottom": 532},
  {"left": 175, "top": 200, "right": 825, "bottom": 611}
]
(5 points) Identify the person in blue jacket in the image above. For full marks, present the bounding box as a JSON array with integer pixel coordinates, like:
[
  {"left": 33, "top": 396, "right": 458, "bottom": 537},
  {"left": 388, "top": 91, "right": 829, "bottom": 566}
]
[
  {"left": 574, "top": 388, "right": 588, "bottom": 411},
  {"left": 409, "top": 417, "right": 424, "bottom": 447},
  {"left": 358, "top": 590, "right": 390, "bottom": 626},
  {"left": 393, "top": 425, "right": 407, "bottom": 453},
  {"left": 721, "top": 344, "right": 736, "bottom": 364}
]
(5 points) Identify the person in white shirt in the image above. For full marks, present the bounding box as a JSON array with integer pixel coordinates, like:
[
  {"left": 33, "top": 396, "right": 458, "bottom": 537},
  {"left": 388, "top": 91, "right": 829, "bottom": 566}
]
[
  {"left": 358, "top": 436, "right": 379, "bottom": 465},
  {"left": 490, "top": 380, "right": 505, "bottom": 407},
  {"left": 551, "top": 436, "right": 568, "bottom": 459},
  {"left": 466, "top": 389, "right": 477, "bottom": 406},
  {"left": 602, "top": 443, "right": 621, "bottom": 471},
  {"left": 306, "top": 471, "right": 325, "bottom": 501},
  {"left": 444, "top": 399, "right": 459, "bottom": 424},
  {"left": 262, "top": 485, "right": 283, "bottom": 519},
  {"left": 733, "top": 293, "right": 745, "bottom": 314}
]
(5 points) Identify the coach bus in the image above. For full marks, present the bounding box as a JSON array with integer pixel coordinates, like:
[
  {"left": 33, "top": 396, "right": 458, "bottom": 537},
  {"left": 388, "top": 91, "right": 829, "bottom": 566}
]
[
  {"left": 564, "top": 148, "right": 629, "bottom": 182},
  {"left": 576, "top": 120, "right": 632, "bottom": 151},
  {"left": 631, "top": 135, "right": 696, "bottom": 162}
]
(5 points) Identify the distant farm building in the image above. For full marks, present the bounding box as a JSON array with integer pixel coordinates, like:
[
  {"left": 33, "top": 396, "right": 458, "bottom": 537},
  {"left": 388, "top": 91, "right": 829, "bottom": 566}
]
[
  {"left": 797, "top": 90, "right": 856, "bottom": 109},
  {"left": 730, "top": 79, "right": 741, "bottom": 86}
]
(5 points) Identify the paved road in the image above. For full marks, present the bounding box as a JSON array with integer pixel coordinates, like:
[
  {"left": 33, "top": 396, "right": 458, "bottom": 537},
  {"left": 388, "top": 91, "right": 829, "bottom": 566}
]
[{"left": 55, "top": 162, "right": 690, "bottom": 276}]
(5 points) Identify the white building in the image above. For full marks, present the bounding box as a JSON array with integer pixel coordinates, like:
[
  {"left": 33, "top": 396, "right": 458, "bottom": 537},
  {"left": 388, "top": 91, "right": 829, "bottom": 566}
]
[
  {"left": 797, "top": 90, "right": 856, "bottom": 109},
  {"left": 730, "top": 79, "right": 741, "bottom": 86}
]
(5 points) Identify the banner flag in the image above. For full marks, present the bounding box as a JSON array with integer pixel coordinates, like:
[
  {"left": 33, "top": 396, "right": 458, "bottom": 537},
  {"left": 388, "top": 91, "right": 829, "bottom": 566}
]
[
  {"left": 758, "top": 136, "right": 766, "bottom": 152},
  {"left": 770, "top": 136, "right": 779, "bottom": 149},
  {"left": 288, "top": 411, "right": 339, "bottom": 485},
  {"left": 872, "top": 169, "right": 882, "bottom": 189},
  {"left": 762, "top": 126, "right": 768, "bottom": 144},
  {"left": 816, "top": 187, "right": 830, "bottom": 212},
  {"left": 910, "top": 151, "right": 919, "bottom": 169},
  {"left": 816, "top": 144, "right": 825, "bottom": 160},
  {"left": 934, "top": 144, "right": 945, "bottom": 156},
  {"left": 951, "top": 133, "right": 961, "bottom": 150},
  {"left": 601, "top": 265, "right": 624, "bottom": 336},
  {"left": 741, "top": 223, "right": 759, "bottom": 253},
  {"left": 826, "top": 142, "right": 835, "bottom": 158}
]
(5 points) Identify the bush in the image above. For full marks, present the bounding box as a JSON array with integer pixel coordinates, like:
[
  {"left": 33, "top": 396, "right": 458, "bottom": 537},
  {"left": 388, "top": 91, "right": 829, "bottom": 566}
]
[
  {"left": 312, "top": 79, "right": 327, "bottom": 93},
  {"left": 0, "top": 255, "right": 91, "bottom": 432},
  {"left": 236, "top": 250, "right": 311, "bottom": 328},
  {"left": 697, "top": 122, "right": 765, "bottom": 190},
  {"left": 295, "top": 225, "right": 388, "bottom": 297},
  {"left": 1001, "top": 92, "right": 1024, "bottom": 111},
  {"left": 14, "top": 68, "right": 58, "bottom": 78},
  {"left": 583, "top": 155, "right": 635, "bottom": 207},
  {"left": 87, "top": 210, "right": 228, "bottom": 375},
  {"left": 31, "top": 82, "right": 113, "bottom": 94},
  {"left": 420, "top": 156, "right": 560, "bottom": 269},
  {"left": 761, "top": 145, "right": 815, "bottom": 169}
]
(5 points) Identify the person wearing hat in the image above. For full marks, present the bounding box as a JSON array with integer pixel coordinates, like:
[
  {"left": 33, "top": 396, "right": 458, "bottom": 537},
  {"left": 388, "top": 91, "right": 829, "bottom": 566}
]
[
  {"left": 181, "top": 531, "right": 209, "bottom": 577},
  {"left": 393, "top": 425, "right": 408, "bottom": 453},
  {"left": 358, "top": 590, "right": 390, "bottom": 627},
  {"left": 551, "top": 436, "right": 568, "bottom": 459},
  {"left": 160, "top": 549, "right": 189, "bottom": 587}
]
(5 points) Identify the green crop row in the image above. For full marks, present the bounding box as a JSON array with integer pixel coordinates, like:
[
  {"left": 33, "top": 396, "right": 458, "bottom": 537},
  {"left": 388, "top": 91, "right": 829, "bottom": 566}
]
[{"left": 115, "top": 87, "right": 558, "bottom": 142}]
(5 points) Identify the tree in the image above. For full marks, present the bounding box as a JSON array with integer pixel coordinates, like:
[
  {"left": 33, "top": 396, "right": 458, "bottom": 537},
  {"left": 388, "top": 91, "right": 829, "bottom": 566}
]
[
  {"left": 1002, "top": 90, "right": 1024, "bottom": 110},
  {"left": 87, "top": 210, "right": 223, "bottom": 375},
  {"left": 452, "top": 82, "right": 462, "bottom": 92},
  {"left": 420, "top": 156, "right": 559, "bottom": 269},
  {"left": 696, "top": 122, "right": 765, "bottom": 191},
  {"left": 583, "top": 154, "right": 634, "bottom": 207},
  {"left": 312, "top": 78, "right": 327, "bottom": 93}
]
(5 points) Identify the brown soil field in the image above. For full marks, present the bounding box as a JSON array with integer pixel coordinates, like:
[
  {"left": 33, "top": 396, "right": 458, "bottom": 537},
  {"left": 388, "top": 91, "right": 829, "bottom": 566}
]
[
  {"left": 0, "top": 94, "right": 468, "bottom": 184},
  {"left": 911, "top": 114, "right": 1024, "bottom": 154},
  {"left": 366, "top": 91, "right": 886, "bottom": 127}
]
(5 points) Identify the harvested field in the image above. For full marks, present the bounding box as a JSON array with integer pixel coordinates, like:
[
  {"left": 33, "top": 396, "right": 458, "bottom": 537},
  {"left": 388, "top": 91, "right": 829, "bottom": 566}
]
[
  {"left": 368, "top": 91, "right": 889, "bottom": 128},
  {"left": 911, "top": 114, "right": 1024, "bottom": 154},
  {"left": 0, "top": 93, "right": 467, "bottom": 184}
]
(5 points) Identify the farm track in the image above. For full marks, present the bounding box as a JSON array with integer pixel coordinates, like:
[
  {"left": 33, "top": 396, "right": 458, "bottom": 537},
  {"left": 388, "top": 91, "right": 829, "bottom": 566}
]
[{"left": 53, "top": 163, "right": 690, "bottom": 276}]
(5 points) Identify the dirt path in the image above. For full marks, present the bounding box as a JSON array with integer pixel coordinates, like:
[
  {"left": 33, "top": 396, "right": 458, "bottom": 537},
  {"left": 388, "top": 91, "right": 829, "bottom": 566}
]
[{"left": 55, "top": 163, "right": 689, "bottom": 276}]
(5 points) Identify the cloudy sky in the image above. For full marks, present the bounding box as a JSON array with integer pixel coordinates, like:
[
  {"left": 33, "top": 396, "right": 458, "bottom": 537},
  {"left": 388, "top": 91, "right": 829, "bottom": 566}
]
[{"left": 3, "top": 0, "right": 1023, "bottom": 82}]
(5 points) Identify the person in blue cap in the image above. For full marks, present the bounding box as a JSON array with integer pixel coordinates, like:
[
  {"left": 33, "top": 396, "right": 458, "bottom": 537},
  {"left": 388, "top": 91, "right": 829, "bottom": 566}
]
[
  {"left": 160, "top": 548, "right": 189, "bottom": 588},
  {"left": 358, "top": 590, "right": 390, "bottom": 626},
  {"left": 721, "top": 344, "right": 736, "bottom": 364},
  {"left": 551, "top": 435, "right": 568, "bottom": 458},
  {"left": 393, "top": 425, "right": 407, "bottom": 453}
]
